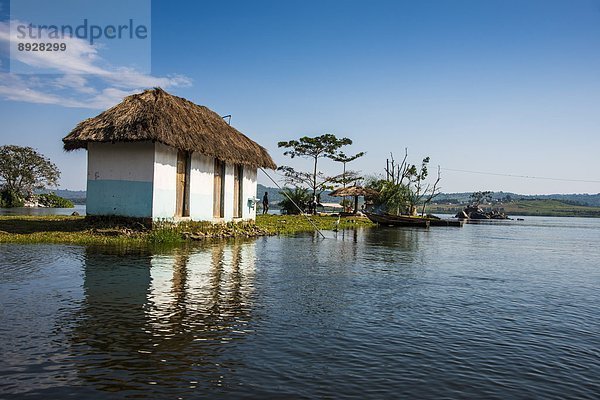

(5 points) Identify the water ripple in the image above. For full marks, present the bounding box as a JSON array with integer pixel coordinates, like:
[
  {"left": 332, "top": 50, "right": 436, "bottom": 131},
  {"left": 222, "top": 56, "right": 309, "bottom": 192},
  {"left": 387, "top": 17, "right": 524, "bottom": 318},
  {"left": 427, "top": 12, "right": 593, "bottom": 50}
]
[{"left": 1, "top": 217, "right": 600, "bottom": 398}]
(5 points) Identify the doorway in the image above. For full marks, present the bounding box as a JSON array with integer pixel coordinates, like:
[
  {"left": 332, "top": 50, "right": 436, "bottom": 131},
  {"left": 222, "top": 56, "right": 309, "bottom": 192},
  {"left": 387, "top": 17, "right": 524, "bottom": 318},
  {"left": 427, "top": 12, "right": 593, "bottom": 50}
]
[
  {"left": 233, "top": 165, "right": 243, "bottom": 218},
  {"left": 176, "top": 150, "right": 191, "bottom": 217},
  {"left": 213, "top": 158, "right": 225, "bottom": 218}
]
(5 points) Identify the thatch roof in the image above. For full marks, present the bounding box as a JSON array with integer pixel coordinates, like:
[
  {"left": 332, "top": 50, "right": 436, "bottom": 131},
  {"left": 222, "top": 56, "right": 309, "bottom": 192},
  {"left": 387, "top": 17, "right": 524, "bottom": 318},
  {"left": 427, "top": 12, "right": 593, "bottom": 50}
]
[
  {"left": 63, "top": 88, "right": 276, "bottom": 169},
  {"left": 329, "top": 186, "right": 379, "bottom": 197}
]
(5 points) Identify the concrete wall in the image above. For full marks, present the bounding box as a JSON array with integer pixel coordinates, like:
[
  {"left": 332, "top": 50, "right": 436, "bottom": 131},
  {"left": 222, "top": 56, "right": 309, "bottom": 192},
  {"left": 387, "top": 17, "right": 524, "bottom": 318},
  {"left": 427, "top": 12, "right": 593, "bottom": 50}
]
[
  {"left": 86, "top": 141, "right": 258, "bottom": 222},
  {"left": 242, "top": 167, "right": 258, "bottom": 220},
  {"left": 152, "top": 143, "right": 178, "bottom": 219},
  {"left": 189, "top": 153, "right": 214, "bottom": 221},
  {"left": 86, "top": 142, "right": 155, "bottom": 218},
  {"left": 222, "top": 163, "right": 235, "bottom": 221},
  {"left": 187, "top": 157, "right": 258, "bottom": 222}
]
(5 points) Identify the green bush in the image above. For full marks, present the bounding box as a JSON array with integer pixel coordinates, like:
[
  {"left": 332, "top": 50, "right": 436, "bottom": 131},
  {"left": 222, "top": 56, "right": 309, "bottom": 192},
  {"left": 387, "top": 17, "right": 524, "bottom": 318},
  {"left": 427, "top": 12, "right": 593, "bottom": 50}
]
[
  {"left": 278, "top": 187, "right": 311, "bottom": 214},
  {"left": 0, "top": 189, "right": 24, "bottom": 208},
  {"left": 37, "top": 193, "right": 74, "bottom": 208},
  {"left": 366, "top": 178, "right": 412, "bottom": 215}
]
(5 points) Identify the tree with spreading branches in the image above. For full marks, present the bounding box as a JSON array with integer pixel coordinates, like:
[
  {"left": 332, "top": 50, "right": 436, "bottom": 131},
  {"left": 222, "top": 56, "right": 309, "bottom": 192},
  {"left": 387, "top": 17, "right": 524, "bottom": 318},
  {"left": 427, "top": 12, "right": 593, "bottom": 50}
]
[
  {"left": 277, "top": 134, "right": 353, "bottom": 212},
  {"left": 0, "top": 145, "right": 60, "bottom": 207},
  {"left": 470, "top": 191, "right": 493, "bottom": 207},
  {"left": 331, "top": 151, "right": 366, "bottom": 188}
]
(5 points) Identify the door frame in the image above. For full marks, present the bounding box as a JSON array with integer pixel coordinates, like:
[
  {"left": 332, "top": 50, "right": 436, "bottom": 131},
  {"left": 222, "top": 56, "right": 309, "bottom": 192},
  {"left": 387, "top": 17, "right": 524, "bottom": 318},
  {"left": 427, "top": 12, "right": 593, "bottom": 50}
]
[
  {"left": 213, "top": 158, "right": 225, "bottom": 218},
  {"left": 176, "top": 150, "right": 191, "bottom": 218},
  {"left": 233, "top": 165, "right": 243, "bottom": 218}
]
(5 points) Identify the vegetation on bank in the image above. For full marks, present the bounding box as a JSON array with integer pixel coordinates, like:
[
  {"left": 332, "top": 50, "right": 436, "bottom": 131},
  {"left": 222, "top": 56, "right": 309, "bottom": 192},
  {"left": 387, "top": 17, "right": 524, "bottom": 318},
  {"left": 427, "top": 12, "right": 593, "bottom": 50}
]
[
  {"left": 0, "top": 214, "right": 374, "bottom": 246},
  {"left": 36, "top": 193, "right": 75, "bottom": 208},
  {"left": 365, "top": 150, "right": 440, "bottom": 216},
  {"left": 256, "top": 214, "right": 373, "bottom": 234}
]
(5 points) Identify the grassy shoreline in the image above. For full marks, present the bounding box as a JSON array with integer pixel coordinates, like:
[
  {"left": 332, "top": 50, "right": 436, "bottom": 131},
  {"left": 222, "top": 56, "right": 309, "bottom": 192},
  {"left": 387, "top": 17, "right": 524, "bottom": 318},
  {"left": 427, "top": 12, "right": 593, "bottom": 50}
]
[{"left": 0, "top": 214, "right": 374, "bottom": 246}]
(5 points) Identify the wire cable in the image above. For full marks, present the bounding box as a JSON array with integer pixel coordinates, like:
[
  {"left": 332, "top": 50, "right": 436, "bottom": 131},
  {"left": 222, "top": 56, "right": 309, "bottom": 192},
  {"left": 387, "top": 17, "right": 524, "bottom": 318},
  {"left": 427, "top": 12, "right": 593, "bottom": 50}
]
[
  {"left": 259, "top": 167, "right": 326, "bottom": 239},
  {"left": 442, "top": 168, "right": 600, "bottom": 184}
]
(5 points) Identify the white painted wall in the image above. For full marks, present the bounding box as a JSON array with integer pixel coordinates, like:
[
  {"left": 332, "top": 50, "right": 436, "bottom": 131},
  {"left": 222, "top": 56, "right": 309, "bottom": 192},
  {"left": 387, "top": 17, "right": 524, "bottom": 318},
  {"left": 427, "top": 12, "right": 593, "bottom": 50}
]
[
  {"left": 189, "top": 153, "right": 214, "bottom": 221},
  {"left": 242, "top": 167, "right": 258, "bottom": 220},
  {"left": 152, "top": 143, "right": 178, "bottom": 220},
  {"left": 188, "top": 156, "right": 258, "bottom": 222},
  {"left": 86, "top": 141, "right": 259, "bottom": 222},
  {"left": 222, "top": 163, "right": 235, "bottom": 221},
  {"left": 88, "top": 142, "right": 155, "bottom": 182}
]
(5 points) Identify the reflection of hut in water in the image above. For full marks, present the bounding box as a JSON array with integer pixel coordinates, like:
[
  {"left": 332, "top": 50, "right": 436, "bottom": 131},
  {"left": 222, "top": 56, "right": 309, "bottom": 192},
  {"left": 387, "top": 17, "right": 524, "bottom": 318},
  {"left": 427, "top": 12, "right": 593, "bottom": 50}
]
[
  {"left": 147, "top": 241, "right": 257, "bottom": 343},
  {"left": 75, "top": 248, "right": 152, "bottom": 347},
  {"left": 71, "top": 248, "right": 155, "bottom": 392},
  {"left": 71, "top": 242, "right": 257, "bottom": 394}
]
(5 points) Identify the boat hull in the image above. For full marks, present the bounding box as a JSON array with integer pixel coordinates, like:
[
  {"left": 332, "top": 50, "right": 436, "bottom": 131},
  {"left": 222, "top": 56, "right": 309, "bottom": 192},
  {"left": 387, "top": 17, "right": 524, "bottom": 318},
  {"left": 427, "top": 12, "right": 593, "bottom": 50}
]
[
  {"left": 365, "top": 212, "right": 463, "bottom": 227},
  {"left": 365, "top": 212, "right": 430, "bottom": 228}
]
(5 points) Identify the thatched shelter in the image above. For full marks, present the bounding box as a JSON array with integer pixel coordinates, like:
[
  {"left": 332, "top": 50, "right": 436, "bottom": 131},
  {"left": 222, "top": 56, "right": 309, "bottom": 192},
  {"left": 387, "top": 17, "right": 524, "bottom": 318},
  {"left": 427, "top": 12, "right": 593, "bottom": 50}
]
[
  {"left": 64, "top": 88, "right": 275, "bottom": 169},
  {"left": 63, "top": 88, "right": 275, "bottom": 222},
  {"left": 329, "top": 186, "right": 379, "bottom": 214}
]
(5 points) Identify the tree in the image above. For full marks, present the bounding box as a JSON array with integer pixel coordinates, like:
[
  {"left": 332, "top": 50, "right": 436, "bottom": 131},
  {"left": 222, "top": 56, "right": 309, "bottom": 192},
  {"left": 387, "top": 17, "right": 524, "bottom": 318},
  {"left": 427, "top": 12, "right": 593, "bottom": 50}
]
[
  {"left": 0, "top": 145, "right": 60, "bottom": 206},
  {"left": 277, "top": 134, "right": 353, "bottom": 211},
  {"left": 419, "top": 165, "right": 441, "bottom": 216},
  {"left": 331, "top": 151, "right": 365, "bottom": 188},
  {"left": 277, "top": 166, "right": 345, "bottom": 198},
  {"left": 367, "top": 149, "right": 441, "bottom": 216},
  {"left": 331, "top": 151, "right": 365, "bottom": 209},
  {"left": 470, "top": 191, "right": 493, "bottom": 207},
  {"left": 367, "top": 178, "right": 412, "bottom": 215}
]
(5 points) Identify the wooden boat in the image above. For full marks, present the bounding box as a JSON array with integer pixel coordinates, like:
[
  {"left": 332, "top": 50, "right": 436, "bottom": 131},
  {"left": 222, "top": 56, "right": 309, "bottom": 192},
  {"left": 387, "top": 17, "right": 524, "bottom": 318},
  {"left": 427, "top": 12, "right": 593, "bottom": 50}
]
[
  {"left": 365, "top": 212, "right": 430, "bottom": 228},
  {"left": 426, "top": 216, "right": 464, "bottom": 227},
  {"left": 365, "top": 212, "right": 464, "bottom": 228}
]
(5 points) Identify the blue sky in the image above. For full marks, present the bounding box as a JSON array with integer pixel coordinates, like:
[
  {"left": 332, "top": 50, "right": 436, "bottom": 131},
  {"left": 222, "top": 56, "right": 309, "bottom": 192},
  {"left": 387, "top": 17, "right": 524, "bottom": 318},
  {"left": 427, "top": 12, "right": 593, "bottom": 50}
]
[{"left": 1, "top": 0, "right": 600, "bottom": 194}]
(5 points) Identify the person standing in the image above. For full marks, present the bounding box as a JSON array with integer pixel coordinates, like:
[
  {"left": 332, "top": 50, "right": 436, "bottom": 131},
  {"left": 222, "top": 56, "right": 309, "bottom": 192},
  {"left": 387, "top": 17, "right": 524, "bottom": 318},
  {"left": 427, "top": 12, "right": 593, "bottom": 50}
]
[{"left": 262, "top": 191, "right": 269, "bottom": 214}]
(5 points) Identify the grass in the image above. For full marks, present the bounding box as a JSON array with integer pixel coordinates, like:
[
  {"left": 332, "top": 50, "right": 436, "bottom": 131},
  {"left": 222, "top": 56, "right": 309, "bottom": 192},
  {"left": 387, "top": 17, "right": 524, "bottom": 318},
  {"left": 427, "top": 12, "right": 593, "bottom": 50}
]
[
  {"left": 256, "top": 214, "right": 374, "bottom": 234},
  {"left": 0, "top": 214, "right": 374, "bottom": 246},
  {"left": 0, "top": 215, "right": 147, "bottom": 246},
  {"left": 427, "top": 199, "right": 600, "bottom": 218}
]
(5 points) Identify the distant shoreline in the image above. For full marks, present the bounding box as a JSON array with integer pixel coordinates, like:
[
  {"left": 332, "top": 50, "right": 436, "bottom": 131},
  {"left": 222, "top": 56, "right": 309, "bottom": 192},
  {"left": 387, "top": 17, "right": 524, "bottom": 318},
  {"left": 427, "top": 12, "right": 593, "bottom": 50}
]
[{"left": 427, "top": 199, "right": 600, "bottom": 218}]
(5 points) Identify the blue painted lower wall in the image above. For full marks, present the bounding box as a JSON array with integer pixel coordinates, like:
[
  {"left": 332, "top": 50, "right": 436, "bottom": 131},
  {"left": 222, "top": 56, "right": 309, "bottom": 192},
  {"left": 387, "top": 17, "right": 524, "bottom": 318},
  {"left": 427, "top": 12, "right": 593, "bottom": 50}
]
[{"left": 87, "top": 180, "right": 153, "bottom": 218}]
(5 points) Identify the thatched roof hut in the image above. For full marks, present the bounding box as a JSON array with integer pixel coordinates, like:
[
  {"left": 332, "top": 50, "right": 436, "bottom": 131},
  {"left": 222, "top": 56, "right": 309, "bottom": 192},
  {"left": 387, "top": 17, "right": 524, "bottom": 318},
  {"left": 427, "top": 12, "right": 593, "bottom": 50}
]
[
  {"left": 63, "top": 88, "right": 276, "bottom": 169},
  {"left": 330, "top": 185, "right": 379, "bottom": 214},
  {"left": 329, "top": 186, "right": 379, "bottom": 198}
]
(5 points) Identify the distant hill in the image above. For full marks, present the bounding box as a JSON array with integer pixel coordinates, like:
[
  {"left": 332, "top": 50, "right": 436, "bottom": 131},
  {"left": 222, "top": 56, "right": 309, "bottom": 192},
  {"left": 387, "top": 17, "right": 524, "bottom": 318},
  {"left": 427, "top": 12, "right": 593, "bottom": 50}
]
[
  {"left": 429, "top": 199, "right": 600, "bottom": 218},
  {"left": 259, "top": 186, "right": 600, "bottom": 207},
  {"left": 434, "top": 192, "right": 600, "bottom": 207}
]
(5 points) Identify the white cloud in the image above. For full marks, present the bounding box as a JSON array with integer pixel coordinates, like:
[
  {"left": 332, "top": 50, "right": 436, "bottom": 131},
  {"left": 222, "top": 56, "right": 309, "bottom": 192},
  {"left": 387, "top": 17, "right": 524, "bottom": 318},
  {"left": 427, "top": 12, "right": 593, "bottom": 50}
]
[
  {"left": 0, "top": 20, "right": 192, "bottom": 109},
  {"left": 0, "top": 72, "right": 82, "bottom": 106},
  {"left": 53, "top": 74, "right": 97, "bottom": 95}
]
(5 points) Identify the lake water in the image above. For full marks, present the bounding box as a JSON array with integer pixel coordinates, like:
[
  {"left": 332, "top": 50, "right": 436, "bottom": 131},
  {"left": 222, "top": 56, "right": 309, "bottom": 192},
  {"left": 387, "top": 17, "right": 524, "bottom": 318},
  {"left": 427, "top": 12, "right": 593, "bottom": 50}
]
[
  {"left": 0, "top": 204, "right": 86, "bottom": 216},
  {"left": 1, "top": 217, "right": 599, "bottom": 399}
]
